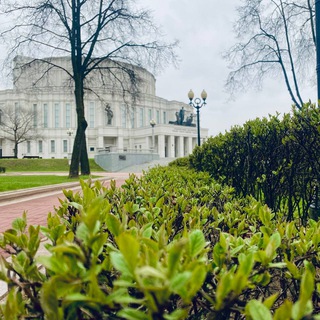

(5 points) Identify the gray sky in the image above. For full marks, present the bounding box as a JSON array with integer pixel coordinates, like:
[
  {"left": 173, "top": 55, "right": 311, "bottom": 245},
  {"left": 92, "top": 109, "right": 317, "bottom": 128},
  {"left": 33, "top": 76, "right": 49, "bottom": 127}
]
[{"left": 140, "top": 0, "right": 316, "bottom": 136}]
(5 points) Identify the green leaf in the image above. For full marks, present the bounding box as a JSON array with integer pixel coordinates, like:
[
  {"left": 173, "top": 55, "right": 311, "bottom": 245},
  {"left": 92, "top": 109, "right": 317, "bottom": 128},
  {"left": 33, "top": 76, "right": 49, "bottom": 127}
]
[
  {"left": 263, "top": 293, "right": 279, "bottom": 309},
  {"left": 110, "top": 252, "right": 132, "bottom": 276},
  {"left": 164, "top": 309, "right": 188, "bottom": 320},
  {"left": 274, "top": 300, "right": 292, "bottom": 320},
  {"left": 12, "top": 216, "right": 27, "bottom": 232},
  {"left": 246, "top": 300, "right": 272, "bottom": 320},
  {"left": 189, "top": 229, "right": 206, "bottom": 258},
  {"left": 265, "top": 232, "right": 281, "bottom": 260},
  {"left": 141, "top": 222, "right": 153, "bottom": 238},
  {"left": 106, "top": 213, "right": 121, "bottom": 236},
  {"left": 116, "top": 233, "right": 140, "bottom": 272},
  {"left": 215, "top": 271, "right": 233, "bottom": 310},
  {"left": 170, "top": 271, "right": 191, "bottom": 299},
  {"left": 40, "top": 280, "right": 63, "bottom": 320},
  {"left": 167, "top": 239, "right": 187, "bottom": 277},
  {"left": 117, "top": 308, "right": 149, "bottom": 320}
]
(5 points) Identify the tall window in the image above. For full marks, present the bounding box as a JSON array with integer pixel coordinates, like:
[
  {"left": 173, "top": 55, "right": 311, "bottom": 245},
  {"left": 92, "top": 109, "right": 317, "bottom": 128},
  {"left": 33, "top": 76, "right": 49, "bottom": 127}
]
[
  {"left": 163, "top": 111, "right": 167, "bottom": 124},
  {"left": 38, "top": 140, "right": 43, "bottom": 153},
  {"left": 27, "top": 141, "right": 31, "bottom": 153},
  {"left": 14, "top": 102, "right": 20, "bottom": 114},
  {"left": 89, "top": 102, "right": 95, "bottom": 128},
  {"left": 33, "top": 104, "right": 37, "bottom": 128},
  {"left": 148, "top": 109, "right": 152, "bottom": 122},
  {"left": 50, "top": 140, "right": 55, "bottom": 153},
  {"left": 130, "top": 109, "right": 135, "bottom": 128},
  {"left": 54, "top": 103, "right": 60, "bottom": 128},
  {"left": 43, "top": 103, "right": 48, "bottom": 128},
  {"left": 139, "top": 107, "right": 144, "bottom": 127},
  {"left": 121, "top": 105, "right": 127, "bottom": 128},
  {"left": 65, "top": 103, "right": 71, "bottom": 128},
  {"left": 156, "top": 110, "right": 160, "bottom": 124},
  {"left": 63, "top": 140, "right": 68, "bottom": 153},
  {"left": 14, "top": 102, "right": 20, "bottom": 123}
]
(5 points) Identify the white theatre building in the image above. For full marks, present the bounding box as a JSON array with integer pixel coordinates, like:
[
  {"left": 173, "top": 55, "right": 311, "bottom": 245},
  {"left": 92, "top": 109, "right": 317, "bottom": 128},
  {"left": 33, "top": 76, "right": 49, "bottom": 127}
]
[{"left": 0, "top": 56, "right": 208, "bottom": 160}]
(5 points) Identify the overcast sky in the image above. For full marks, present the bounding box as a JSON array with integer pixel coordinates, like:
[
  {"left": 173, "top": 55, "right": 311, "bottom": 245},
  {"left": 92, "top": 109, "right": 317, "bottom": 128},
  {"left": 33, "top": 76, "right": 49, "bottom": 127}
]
[{"left": 140, "top": 0, "right": 316, "bottom": 136}]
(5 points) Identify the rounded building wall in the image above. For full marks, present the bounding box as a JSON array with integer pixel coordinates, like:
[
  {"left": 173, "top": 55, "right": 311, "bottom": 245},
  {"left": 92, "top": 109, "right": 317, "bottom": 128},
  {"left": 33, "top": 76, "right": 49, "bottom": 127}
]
[{"left": 0, "top": 55, "right": 207, "bottom": 160}]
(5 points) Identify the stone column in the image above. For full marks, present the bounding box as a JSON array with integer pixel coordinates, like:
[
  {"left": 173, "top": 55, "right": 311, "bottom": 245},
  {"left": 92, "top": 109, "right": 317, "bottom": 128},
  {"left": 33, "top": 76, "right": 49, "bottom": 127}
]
[
  {"left": 168, "top": 135, "right": 175, "bottom": 158},
  {"left": 187, "top": 137, "right": 193, "bottom": 155},
  {"left": 178, "top": 136, "right": 184, "bottom": 157},
  {"left": 158, "top": 134, "right": 165, "bottom": 158}
]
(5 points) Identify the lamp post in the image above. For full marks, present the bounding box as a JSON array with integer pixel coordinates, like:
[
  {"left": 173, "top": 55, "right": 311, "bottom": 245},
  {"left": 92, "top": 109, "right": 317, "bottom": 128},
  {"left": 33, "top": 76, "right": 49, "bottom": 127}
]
[
  {"left": 150, "top": 119, "right": 156, "bottom": 152},
  {"left": 67, "top": 128, "right": 73, "bottom": 164},
  {"left": 188, "top": 89, "right": 207, "bottom": 146}
]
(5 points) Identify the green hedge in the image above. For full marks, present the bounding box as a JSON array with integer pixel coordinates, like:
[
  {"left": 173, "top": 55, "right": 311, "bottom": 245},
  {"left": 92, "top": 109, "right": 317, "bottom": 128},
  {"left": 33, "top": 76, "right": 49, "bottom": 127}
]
[
  {"left": 0, "top": 167, "right": 320, "bottom": 319},
  {"left": 189, "top": 103, "right": 320, "bottom": 223}
]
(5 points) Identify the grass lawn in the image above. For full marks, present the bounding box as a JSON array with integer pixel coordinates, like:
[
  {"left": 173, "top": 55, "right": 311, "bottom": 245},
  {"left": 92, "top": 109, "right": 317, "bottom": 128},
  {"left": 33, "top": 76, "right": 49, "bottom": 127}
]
[
  {"left": 0, "top": 175, "right": 93, "bottom": 192},
  {"left": 0, "top": 158, "right": 104, "bottom": 172},
  {"left": 0, "top": 159, "right": 104, "bottom": 192}
]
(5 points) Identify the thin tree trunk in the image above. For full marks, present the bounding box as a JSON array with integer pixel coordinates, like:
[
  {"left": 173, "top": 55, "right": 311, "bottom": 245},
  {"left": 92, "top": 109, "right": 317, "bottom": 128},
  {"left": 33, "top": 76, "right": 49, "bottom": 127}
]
[
  {"left": 280, "top": 0, "right": 304, "bottom": 108},
  {"left": 69, "top": 0, "right": 90, "bottom": 178},
  {"left": 80, "top": 132, "right": 90, "bottom": 175}
]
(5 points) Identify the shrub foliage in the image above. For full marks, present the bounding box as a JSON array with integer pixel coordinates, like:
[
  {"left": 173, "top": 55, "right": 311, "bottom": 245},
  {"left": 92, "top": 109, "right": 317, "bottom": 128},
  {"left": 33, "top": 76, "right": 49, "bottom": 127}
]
[
  {"left": 189, "top": 103, "right": 320, "bottom": 223},
  {"left": 0, "top": 167, "right": 320, "bottom": 319}
]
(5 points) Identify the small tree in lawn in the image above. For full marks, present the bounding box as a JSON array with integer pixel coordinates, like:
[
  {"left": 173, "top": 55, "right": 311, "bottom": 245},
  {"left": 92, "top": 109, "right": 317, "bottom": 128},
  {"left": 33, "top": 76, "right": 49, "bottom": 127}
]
[
  {"left": 0, "top": 105, "right": 41, "bottom": 158},
  {"left": 0, "top": 0, "right": 177, "bottom": 178}
]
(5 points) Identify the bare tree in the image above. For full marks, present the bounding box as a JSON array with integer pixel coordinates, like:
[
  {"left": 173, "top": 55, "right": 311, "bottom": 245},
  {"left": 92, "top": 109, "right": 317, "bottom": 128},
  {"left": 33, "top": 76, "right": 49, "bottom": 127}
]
[
  {"left": 0, "top": 0, "right": 177, "bottom": 177},
  {"left": 225, "top": 0, "right": 316, "bottom": 109},
  {"left": 0, "top": 105, "right": 41, "bottom": 158}
]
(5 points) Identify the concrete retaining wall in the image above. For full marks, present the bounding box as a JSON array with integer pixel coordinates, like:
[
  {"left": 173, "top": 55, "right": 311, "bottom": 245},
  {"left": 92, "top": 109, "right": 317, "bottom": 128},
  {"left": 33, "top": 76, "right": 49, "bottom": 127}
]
[{"left": 94, "top": 152, "right": 160, "bottom": 172}]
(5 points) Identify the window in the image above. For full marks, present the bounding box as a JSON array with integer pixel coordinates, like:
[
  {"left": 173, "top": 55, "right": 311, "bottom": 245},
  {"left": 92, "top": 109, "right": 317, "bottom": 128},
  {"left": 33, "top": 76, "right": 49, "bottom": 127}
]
[
  {"left": 89, "top": 102, "right": 95, "bottom": 128},
  {"left": 65, "top": 103, "right": 71, "bottom": 128},
  {"left": 156, "top": 110, "right": 160, "bottom": 124},
  {"left": 139, "top": 107, "right": 144, "bottom": 127},
  {"left": 54, "top": 103, "right": 60, "bottom": 128},
  {"left": 43, "top": 104, "right": 48, "bottom": 128},
  {"left": 130, "top": 108, "right": 135, "bottom": 128},
  {"left": 148, "top": 109, "right": 152, "bottom": 122},
  {"left": 38, "top": 140, "right": 43, "bottom": 153},
  {"left": 90, "top": 147, "right": 95, "bottom": 152},
  {"left": 163, "top": 111, "right": 167, "bottom": 124},
  {"left": 50, "top": 140, "right": 55, "bottom": 153},
  {"left": 27, "top": 141, "right": 31, "bottom": 153},
  {"left": 33, "top": 104, "right": 37, "bottom": 128},
  {"left": 63, "top": 140, "right": 68, "bottom": 153},
  {"left": 14, "top": 102, "right": 20, "bottom": 114},
  {"left": 121, "top": 105, "right": 127, "bottom": 128}
]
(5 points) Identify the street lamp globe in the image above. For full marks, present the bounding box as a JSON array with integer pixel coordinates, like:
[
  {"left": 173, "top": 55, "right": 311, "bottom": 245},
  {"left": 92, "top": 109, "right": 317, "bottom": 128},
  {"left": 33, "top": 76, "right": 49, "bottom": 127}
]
[
  {"left": 150, "top": 119, "right": 156, "bottom": 127},
  {"left": 188, "top": 90, "right": 207, "bottom": 146}
]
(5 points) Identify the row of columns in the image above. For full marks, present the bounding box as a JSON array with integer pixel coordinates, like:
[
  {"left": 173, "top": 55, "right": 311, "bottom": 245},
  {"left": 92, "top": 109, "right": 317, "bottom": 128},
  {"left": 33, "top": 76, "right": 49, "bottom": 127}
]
[
  {"left": 157, "top": 134, "right": 195, "bottom": 158},
  {"left": 98, "top": 131, "right": 197, "bottom": 158}
]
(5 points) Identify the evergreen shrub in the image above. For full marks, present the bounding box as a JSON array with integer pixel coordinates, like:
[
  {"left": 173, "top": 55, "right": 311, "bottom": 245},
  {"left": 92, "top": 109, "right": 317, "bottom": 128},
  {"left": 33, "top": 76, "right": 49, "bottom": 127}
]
[
  {"left": 189, "top": 103, "right": 320, "bottom": 223},
  {"left": 0, "top": 167, "right": 319, "bottom": 319}
]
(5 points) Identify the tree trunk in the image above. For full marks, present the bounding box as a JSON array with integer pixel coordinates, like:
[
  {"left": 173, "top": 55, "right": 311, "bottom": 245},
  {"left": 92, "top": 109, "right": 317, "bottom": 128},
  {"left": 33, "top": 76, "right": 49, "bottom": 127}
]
[
  {"left": 14, "top": 142, "right": 18, "bottom": 158},
  {"left": 69, "top": 75, "right": 89, "bottom": 178},
  {"left": 69, "top": 0, "right": 90, "bottom": 178},
  {"left": 80, "top": 132, "right": 90, "bottom": 175}
]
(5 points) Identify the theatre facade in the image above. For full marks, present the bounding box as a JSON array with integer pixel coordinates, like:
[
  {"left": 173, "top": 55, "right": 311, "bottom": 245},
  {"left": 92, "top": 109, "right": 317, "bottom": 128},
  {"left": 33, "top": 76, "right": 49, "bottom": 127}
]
[{"left": 0, "top": 56, "right": 208, "bottom": 160}]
